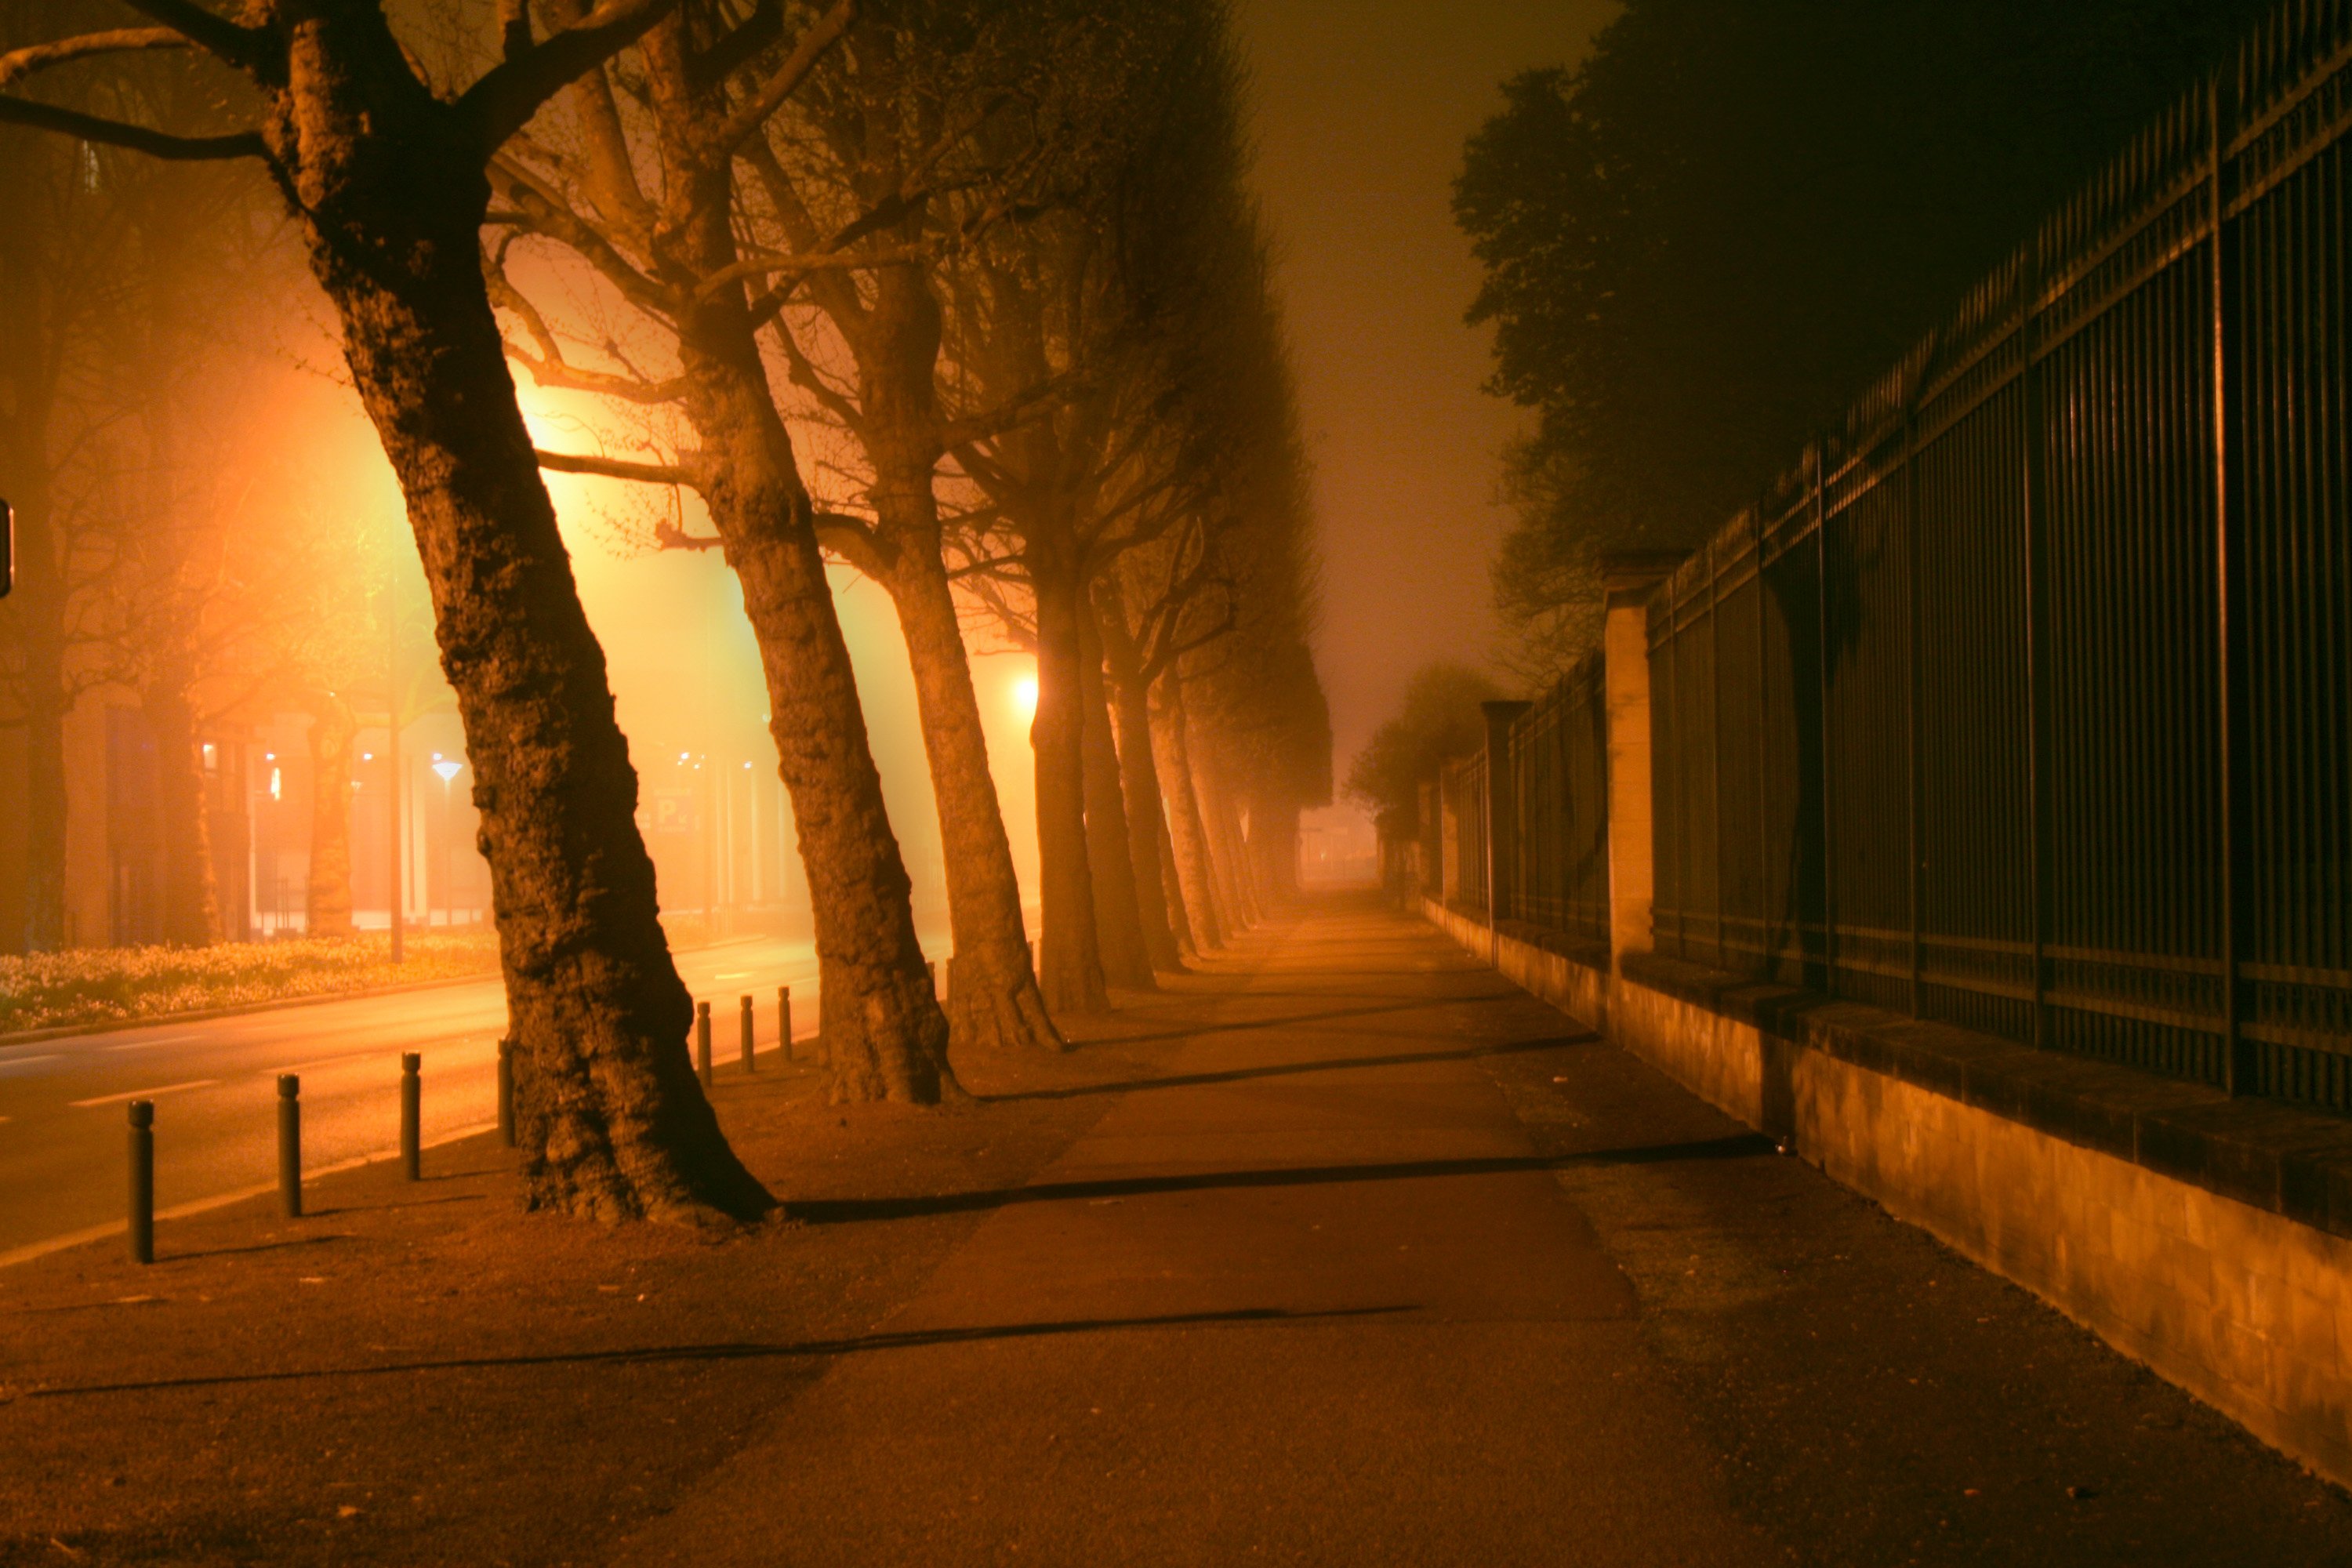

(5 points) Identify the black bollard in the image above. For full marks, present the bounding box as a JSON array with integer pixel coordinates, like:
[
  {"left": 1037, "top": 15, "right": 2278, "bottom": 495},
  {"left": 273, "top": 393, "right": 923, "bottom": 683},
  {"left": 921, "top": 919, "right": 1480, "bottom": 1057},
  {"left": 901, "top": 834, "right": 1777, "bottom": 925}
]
[
  {"left": 127, "top": 1101, "right": 154, "bottom": 1265},
  {"left": 927, "top": 959, "right": 938, "bottom": 997},
  {"left": 278, "top": 1074, "right": 303, "bottom": 1218},
  {"left": 496, "top": 1037, "right": 516, "bottom": 1149},
  {"left": 779, "top": 986, "right": 793, "bottom": 1062},
  {"left": 695, "top": 1000, "right": 713, "bottom": 1087},
  {"left": 400, "top": 1053, "right": 421, "bottom": 1181},
  {"left": 739, "top": 994, "right": 755, "bottom": 1072}
]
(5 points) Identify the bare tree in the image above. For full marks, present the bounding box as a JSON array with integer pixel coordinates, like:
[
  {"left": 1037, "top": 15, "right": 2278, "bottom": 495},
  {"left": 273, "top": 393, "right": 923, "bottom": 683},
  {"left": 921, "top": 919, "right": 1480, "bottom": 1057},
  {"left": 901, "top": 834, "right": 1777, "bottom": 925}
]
[
  {"left": 488, "top": 0, "right": 962, "bottom": 1105},
  {"left": 0, "top": 0, "right": 771, "bottom": 1222}
]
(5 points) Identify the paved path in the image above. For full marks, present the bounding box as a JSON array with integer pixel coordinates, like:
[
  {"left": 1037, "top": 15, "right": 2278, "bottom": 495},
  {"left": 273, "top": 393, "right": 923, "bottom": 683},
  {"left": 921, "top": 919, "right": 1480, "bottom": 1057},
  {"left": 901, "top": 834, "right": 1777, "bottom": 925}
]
[{"left": 618, "top": 903, "right": 1773, "bottom": 1566}]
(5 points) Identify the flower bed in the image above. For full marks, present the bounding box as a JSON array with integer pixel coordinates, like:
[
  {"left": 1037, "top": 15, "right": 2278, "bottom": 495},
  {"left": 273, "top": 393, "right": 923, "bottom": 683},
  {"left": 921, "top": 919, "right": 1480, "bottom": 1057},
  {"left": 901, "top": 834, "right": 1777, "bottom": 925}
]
[{"left": 0, "top": 932, "right": 504, "bottom": 1036}]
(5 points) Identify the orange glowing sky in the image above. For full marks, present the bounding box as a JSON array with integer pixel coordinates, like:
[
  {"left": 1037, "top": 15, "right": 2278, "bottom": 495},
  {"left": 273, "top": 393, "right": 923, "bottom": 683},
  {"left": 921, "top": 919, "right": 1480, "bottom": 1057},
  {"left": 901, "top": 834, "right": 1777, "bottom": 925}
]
[{"left": 1235, "top": 0, "right": 1614, "bottom": 774}]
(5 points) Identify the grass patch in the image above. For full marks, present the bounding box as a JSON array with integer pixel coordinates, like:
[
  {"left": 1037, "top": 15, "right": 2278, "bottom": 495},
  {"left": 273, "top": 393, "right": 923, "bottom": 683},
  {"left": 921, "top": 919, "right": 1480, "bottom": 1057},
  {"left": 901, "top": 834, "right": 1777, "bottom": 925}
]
[{"left": 0, "top": 932, "right": 503, "bottom": 1036}]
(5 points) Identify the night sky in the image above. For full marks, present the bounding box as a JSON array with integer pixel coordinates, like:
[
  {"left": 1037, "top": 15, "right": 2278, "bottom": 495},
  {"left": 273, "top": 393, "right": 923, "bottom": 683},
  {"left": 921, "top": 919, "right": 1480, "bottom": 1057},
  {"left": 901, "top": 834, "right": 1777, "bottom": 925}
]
[{"left": 1235, "top": 0, "right": 1615, "bottom": 772}]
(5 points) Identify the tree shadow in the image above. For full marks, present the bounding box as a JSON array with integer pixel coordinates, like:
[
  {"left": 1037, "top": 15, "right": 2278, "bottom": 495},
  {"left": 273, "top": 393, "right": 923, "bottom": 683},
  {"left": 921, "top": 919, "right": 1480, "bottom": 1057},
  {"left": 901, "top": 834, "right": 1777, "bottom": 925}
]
[
  {"left": 20, "top": 1304, "right": 1414, "bottom": 1400},
  {"left": 991, "top": 1033, "right": 1601, "bottom": 1104},
  {"left": 1077, "top": 993, "right": 1527, "bottom": 1050},
  {"left": 306, "top": 1192, "right": 485, "bottom": 1218},
  {"left": 789, "top": 1134, "right": 1773, "bottom": 1225},
  {"left": 162, "top": 1232, "right": 357, "bottom": 1263}
]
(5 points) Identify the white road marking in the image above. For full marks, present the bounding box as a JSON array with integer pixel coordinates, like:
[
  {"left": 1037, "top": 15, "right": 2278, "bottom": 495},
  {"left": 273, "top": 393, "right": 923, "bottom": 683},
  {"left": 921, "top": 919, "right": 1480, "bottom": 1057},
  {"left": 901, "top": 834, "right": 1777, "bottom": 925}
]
[
  {"left": 0, "top": 1055, "right": 61, "bottom": 1075},
  {"left": 714, "top": 972, "right": 752, "bottom": 980},
  {"left": 103, "top": 1036, "right": 204, "bottom": 1052},
  {"left": 70, "top": 1080, "right": 220, "bottom": 1109}
]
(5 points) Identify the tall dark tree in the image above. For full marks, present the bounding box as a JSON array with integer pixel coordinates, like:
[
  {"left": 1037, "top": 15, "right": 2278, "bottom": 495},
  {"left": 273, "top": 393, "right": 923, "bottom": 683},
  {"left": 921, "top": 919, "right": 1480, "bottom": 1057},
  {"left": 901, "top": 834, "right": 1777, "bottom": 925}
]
[
  {"left": 0, "top": 0, "right": 771, "bottom": 1222},
  {"left": 1456, "top": 0, "right": 2272, "bottom": 677},
  {"left": 492, "top": 0, "right": 963, "bottom": 1106}
]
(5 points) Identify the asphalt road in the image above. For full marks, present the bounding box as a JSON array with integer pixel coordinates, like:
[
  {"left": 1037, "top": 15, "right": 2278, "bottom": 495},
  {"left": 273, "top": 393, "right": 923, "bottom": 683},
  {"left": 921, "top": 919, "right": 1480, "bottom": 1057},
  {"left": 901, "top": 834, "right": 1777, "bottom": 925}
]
[{"left": 0, "top": 928, "right": 933, "bottom": 1267}]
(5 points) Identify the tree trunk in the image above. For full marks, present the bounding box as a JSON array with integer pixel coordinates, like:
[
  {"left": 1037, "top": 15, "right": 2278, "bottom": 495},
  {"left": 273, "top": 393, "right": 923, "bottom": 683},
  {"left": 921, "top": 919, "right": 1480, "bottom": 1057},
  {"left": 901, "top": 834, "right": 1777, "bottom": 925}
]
[
  {"left": 304, "top": 690, "right": 358, "bottom": 938},
  {"left": 1093, "top": 590, "right": 1184, "bottom": 971},
  {"left": 262, "top": 20, "right": 768, "bottom": 1222},
  {"left": 673, "top": 321, "right": 957, "bottom": 1106},
  {"left": 141, "top": 676, "right": 220, "bottom": 949},
  {"left": 10, "top": 468, "right": 67, "bottom": 952},
  {"left": 1030, "top": 541, "right": 1109, "bottom": 1013},
  {"left": 1149, "top": 673, "right": 1226, "bottom": 950},
  {"left": 1196, "top": 735, "right": 1258, "bottom": 930},
  {"left": 1156, "top": 811, "right": 1198, "bottom": 961},
  {"left": 875, "top": 510, "right": 1064, "bottom": 1054},
  {"left": 1078, "top": 607, "right": 1156, "bottom": 988}
]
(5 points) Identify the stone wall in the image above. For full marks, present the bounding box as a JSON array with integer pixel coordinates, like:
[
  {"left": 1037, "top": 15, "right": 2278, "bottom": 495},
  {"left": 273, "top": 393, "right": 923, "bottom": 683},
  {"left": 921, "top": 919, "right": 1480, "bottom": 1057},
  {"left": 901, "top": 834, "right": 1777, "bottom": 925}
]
[{"left": 1422, "top": 902, "right": 2352, "bottom": 1489}]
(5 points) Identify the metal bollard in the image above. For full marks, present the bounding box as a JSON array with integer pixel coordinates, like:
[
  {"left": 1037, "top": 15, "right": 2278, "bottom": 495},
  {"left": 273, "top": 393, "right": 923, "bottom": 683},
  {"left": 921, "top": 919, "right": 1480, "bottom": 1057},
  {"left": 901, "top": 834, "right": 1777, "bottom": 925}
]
[
  {"left": 400, "top": 1053, "right": 422, "bottom": 1181},
  {"left": 779, "top": 986, "right": 793, "bottom": 1062},
  {"left": 496, "top": 1037, "right": 516, "bottom": 1149},
  {"left": 739, "top": 994, "right": 755, "bottom": 1071},
  {"left": 127, "top": 1101, "right": 154, "bottom": 1265},
  {"left": 278, "top": 1074, "right": 303, "bottom": 1218},
  {"left": 927, "top": 959, "right": 938, "bottom": 996},
  {"left": 695, "top": 1000, "right": 713, "bottom": 1087}
]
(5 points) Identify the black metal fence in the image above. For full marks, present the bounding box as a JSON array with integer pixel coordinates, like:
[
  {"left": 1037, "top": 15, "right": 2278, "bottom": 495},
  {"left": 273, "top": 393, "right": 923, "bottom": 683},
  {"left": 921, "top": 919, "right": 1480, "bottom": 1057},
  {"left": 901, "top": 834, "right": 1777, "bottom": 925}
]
[
  {"left": 1508, "top": 655, "right": 1612, "bottom": 945},
  {"left": 1639, "top": 0, "right": 2352, "bottom": 1111}
]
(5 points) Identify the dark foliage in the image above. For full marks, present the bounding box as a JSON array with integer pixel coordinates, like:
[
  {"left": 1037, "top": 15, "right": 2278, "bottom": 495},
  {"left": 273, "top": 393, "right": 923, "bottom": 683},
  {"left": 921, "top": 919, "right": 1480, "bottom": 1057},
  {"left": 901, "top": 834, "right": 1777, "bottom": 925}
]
[{"left": 1457, "top": 0, "right": 2272, "bottom": 675}]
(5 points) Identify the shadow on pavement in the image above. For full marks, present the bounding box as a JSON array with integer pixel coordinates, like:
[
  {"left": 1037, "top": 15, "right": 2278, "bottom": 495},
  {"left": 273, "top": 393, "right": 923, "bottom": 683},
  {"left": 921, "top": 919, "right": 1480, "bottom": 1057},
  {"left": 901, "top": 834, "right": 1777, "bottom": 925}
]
[
  {"left": 20, "top": 1304, "right": 1414, "bottom": 1401},
  {"left": 791, "top": 1134, "right": 1774, "bottom": 1225},
  {"left": 992, "top": 1033, "right": 1601, "bottom": 1103}
]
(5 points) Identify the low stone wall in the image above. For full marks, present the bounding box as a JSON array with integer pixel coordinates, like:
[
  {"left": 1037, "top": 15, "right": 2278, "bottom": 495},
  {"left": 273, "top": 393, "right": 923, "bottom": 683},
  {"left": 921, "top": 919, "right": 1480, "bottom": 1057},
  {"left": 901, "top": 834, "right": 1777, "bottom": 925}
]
[{"left": 1422, "top": 902, "right": 2352, "bottom": 1489}]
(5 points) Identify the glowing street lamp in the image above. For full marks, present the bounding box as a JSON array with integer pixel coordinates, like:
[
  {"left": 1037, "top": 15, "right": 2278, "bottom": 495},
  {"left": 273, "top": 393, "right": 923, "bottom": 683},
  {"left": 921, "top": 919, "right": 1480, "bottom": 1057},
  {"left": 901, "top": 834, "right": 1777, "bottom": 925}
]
[{"left": 431, "top": 756, "right": 463, "bottom": 928}]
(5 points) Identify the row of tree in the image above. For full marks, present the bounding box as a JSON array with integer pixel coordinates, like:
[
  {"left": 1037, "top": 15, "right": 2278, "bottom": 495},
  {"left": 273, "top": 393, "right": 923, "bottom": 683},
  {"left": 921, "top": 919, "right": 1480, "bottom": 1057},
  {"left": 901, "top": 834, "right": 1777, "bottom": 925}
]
[{"left": 0, "top": 0, "right": 1329, "bottom": 1224}]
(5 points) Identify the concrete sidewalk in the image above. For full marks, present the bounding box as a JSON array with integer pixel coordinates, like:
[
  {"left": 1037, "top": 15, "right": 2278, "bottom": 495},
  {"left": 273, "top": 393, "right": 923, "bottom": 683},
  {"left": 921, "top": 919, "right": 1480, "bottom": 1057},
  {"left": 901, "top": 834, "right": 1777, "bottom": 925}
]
[
  {"left": 617, "top": 905, "right": 1773, "bottom": 1566},
  {"left": 611, "top": 898, "right": 2352, "bottom": 1566}
]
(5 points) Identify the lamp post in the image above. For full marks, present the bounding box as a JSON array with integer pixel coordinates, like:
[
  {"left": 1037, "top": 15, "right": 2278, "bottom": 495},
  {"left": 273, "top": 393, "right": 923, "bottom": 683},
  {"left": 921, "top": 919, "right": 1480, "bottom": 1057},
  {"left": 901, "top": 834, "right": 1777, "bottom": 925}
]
[{"left": 432, "top": 756, "right": 462, "bottom": 929}]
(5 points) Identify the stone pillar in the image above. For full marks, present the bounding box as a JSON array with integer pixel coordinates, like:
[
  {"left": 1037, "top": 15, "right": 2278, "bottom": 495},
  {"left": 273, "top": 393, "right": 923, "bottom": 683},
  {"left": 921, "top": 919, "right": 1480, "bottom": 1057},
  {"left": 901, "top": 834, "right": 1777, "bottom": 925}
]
[
  {"left": 1600, "top": 551, "right": 1686, "bottom": 971},
  {"left": 1481, "top": 700, "right": 1530, "bottom": 938}
]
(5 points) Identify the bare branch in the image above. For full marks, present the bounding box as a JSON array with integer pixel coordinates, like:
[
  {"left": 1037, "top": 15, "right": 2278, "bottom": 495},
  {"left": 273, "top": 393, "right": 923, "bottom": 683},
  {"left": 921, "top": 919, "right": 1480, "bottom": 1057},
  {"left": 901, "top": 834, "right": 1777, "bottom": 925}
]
[
  {"left": 112, "top": 0, "right": 262, "bottom": 68},
  {"left": 0, "top": 94, "right": 263, "bottom": 162},
  {"left": 708, "top": 0, "right": 855, "bottom": 158},
  {"left": 0, "top": 29, "right": 188, "bottom": 89},
  {"left": 535, "top": 446, "right": 710, "bottom": 488},
  {"left": 694, "top": 242, "right": 925, "bottom": 302},
  {"left": 460, "top": 0, "right": 680, "bottom": 156}
]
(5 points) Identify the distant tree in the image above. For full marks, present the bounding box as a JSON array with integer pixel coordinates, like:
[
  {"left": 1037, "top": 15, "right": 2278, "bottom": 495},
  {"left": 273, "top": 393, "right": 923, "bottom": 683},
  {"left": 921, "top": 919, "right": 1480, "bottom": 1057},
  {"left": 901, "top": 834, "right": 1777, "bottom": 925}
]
[
  {"left": 1345, "top": 662, "right": 1503, "bottom": 832},
  {"left": 1455, "top": 0, "right": 2271, "bottom": 677}
]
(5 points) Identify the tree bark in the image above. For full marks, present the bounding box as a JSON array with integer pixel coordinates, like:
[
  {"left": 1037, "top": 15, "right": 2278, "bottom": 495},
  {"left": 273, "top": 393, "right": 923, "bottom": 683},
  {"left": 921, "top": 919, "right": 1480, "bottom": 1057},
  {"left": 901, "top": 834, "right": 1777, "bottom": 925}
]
[
  {"left": 1149, "top": 673, "right": 1226, "bottom": 950},
  {"left": 1077, "top": 606, "right": 1155, "bottom": 987},
  {"left": 838, "top": 260, "right": 1061, "bottom": 1055},
  {"left": 673, "top": 321, "right": 956, "bottom": 1106},
  {"left": 141, "top": 676, "right": 220, "bottom": 948},
  {"left": 304, "top": 690, "right": 358, "bottom": 938},
  {"left": 1156, "top": 811, "right": 1198, "bottom": 962},
  {"left": 871, "top": 491, "right": 1064, "bottom": 1054},
  {"left": 1093, "top": 589, "right": 1185, "bottom": 971},
  {"left": 1030, "top": 538, "right": 1109, "bottom": 1012},
  {"left": 256, "top": 9, "right": 768, "bottom": 1223},
  {"left": 631, "top": 18, "right": 958, "bottom": 1105},
  {"left": 1196, "top": 734, "right": 1258, "bottom": 931}
]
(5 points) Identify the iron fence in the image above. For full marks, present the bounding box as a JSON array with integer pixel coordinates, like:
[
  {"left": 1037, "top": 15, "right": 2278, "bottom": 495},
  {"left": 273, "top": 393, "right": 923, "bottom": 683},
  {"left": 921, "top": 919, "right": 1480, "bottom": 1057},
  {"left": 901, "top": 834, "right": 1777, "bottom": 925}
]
[
  {"left": 1503, "top": 653, "right": 1612, "bottom": 946},
  {"left": 1643, "top": 0, "right": 2352, "bottom": 1110}
]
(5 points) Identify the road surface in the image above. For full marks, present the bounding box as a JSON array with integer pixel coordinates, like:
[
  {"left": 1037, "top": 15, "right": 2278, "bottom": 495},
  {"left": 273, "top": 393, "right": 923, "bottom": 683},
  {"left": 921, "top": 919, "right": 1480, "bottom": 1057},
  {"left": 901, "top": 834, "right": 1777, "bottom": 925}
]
[{"left": 0, "top": 927, "right": 947, "bottom": 1266}]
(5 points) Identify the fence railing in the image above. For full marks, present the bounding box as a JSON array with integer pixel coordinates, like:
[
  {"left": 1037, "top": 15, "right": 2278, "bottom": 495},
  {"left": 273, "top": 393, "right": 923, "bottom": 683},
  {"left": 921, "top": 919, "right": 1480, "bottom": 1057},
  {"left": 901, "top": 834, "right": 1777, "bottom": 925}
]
[
  {"left": 1505, "top": 654, "right": 1611, "bottom": 946},
  {"left": 1410, "top": 0, "right": 2352, "bottom": 1120}
]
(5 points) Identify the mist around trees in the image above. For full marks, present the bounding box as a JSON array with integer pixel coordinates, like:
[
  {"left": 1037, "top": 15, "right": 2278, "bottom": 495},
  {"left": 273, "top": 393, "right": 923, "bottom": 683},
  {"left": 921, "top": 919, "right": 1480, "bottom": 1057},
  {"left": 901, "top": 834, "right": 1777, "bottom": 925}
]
[{"left": 0, "top": 0, "right": 1329, "bottom": 1227}]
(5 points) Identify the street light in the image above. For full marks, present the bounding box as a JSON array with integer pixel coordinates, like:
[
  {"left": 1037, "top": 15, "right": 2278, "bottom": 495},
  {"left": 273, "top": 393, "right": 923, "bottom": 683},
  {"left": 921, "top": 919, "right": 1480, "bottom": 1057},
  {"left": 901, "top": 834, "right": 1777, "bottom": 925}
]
[{"left": 432, "top": 756, "right": 463, "bottom": 929}]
